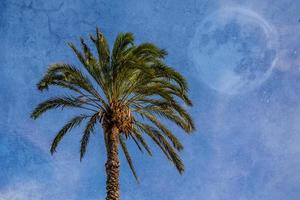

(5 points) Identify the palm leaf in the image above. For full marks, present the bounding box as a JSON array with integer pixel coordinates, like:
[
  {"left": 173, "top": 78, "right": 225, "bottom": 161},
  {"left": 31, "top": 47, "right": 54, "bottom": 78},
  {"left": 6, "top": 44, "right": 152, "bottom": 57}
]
[
  {"left": 139, "top": 112, "right": 183, "bottom": 151},
  {"left": 135, "top": 122, "right": 184, "bottom": 173},
  {"left": 89, "top": 27, "right": 110, "bottom": 67},
  {"left": 136, "top": 123, "right": 171, "bottom": 160},
  {"left": 131, "top": 128, "right": 152, "bottom": 156},
  {"left": 31, "top": 96, "right": 89, "bottom": 119},
  {"left": 119, "top": 135, "right": 139, "bottom": 182},
  {"left": 80, "top": 112, "right": 99, "bottom": 160},
  {"left": 50, "top": 114, "right": 90, "bottom": 154}
]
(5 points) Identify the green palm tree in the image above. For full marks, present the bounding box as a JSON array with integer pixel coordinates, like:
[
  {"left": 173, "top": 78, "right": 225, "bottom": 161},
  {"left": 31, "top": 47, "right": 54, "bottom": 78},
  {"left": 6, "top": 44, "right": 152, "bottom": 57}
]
[{"left": 31, "top": 28, "right": 194, "bottom": 200}]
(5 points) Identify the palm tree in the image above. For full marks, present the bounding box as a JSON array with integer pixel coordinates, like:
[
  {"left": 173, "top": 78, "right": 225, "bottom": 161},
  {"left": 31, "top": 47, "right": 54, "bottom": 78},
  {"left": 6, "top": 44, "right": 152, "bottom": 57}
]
[{"left": 31, "top": 28, "right": 194, "bottom": 200}]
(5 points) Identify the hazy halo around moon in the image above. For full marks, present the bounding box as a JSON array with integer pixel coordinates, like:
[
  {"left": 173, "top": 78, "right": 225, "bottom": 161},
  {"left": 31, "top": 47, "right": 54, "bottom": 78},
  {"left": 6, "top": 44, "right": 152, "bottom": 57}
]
[{"left": 189, "top": 7, "right": 279, "bottom": 95}]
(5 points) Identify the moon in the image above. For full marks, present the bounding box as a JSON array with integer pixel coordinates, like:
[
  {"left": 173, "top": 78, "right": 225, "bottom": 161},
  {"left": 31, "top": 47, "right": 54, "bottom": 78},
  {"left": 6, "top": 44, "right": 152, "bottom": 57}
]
[{"left": 189, "top": 7, "right": 278, "bottom": 95}]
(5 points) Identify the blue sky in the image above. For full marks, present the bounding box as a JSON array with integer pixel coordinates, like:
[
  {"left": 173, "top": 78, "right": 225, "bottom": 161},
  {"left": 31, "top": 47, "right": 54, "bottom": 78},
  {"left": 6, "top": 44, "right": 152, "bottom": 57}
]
[{"left": 0, "top": 0, "right": 299, "bottom": 199}]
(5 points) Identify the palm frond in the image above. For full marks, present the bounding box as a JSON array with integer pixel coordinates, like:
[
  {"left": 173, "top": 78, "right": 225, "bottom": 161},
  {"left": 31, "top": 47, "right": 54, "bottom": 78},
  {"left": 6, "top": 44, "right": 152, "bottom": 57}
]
[
  {"left": 151, "top": 62, "right": 188, "bottom": 92},
  {"left": 80, "top": 112, "right": 99, "bottom": 160},
  {"left": 136, "top": 123, "right": 171, "bottom": 160},
  {"left": 155, "top": 132, "right": 185, "bottom": 174},
  {"left": 31, "top": 96, "right": 92, "bottom": 119},
  {"left": 135, "top": 122, "right": 184, "bottom": 174},
  {"left": 135, "top": 98, "right": 194, "bottom": 132},
  {"left": 68, "top": 42, "right": 110, "bottom": 100},
  {"left": 134, "top": 104, "right": 193, "bottom": 133},
  {"left": 132, "top": 43, "right": 167, "bottom": 63},
  {"left": 89, "top": 27, "right": 110, "bottom": 67},
  {"left": 37, "top": 63, "right": 107, "bottom": 105},
  {"left": 131, "top": 128, "right": 152, "bottom": 156},
  {"left": 50, "top": 114, "right": 90, "bottom": 154},
  {"left": 79, "top": 37, "right": 97, "bottom": 66},
  {"left": 112, "top": 32, "right": 134, "bottom": 66},
  {"left": 139, "top": 112, "right": 183, "bottom": 151},
  {"left": 119, "top": 135, "right": 139, "bottom": 182},
  {"left": 130, "top": 134, "right": 143, "bottom": 152}
]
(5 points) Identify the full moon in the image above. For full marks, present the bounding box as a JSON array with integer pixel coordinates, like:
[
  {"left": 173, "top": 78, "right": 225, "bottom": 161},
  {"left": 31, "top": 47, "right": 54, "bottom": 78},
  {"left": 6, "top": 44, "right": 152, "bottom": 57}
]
[{"left": 189, "top": 7, "right": 278, "bottom": 95}]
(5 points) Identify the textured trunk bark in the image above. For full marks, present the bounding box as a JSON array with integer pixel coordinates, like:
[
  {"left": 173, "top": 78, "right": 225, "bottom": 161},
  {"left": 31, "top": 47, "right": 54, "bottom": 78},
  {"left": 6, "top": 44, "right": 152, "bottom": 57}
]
[{"left": 105, "top": 126, "right": 120, "bottom": 200}]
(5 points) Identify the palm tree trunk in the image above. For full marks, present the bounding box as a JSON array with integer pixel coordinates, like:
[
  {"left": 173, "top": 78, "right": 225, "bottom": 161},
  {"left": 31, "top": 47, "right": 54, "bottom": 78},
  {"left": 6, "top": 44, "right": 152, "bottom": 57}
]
[{"left": 105, "top": 126, "right": 120, "bottom": 200}]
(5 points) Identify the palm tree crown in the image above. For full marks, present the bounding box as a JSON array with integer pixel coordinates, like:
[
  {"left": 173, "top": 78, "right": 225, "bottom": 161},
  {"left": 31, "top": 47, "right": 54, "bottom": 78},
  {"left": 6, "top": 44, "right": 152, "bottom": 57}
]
[{"left": 31, "top": 27, "right": 194, "bottom": 199}]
